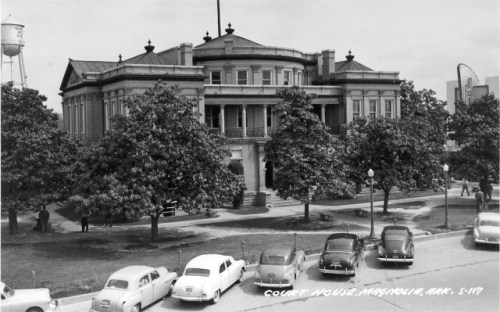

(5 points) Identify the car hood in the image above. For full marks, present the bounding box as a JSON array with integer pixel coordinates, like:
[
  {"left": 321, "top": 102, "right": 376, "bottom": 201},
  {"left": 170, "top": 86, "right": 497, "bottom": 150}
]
[
  {"left": 12, "top": 288, "right": 51, "bottom": 302},
  {"left": 322, "top": 251, "right": 355, "bottom": 263},
  {"left": 382, "top": 240, "right": 407, "bottom": 254},
  {"left": 477, "top": 226, "right": 500, "bottom": 238}
]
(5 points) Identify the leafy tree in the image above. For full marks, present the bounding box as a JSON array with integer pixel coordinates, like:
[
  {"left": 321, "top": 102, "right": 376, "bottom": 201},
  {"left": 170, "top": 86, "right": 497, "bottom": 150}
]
[
  {"left": 265, "top": 87, "right": 352, "bottom": 221},
  {"left": 1, "top": 83, "right": 79, "bottom": 233},
  {"left": 448, "top": 94, "right": 499, "bottom": 181},
  {"left": 71, "top": 82, "right": 240, "bottom": 241},
  {"left": 344, "top": 117, "right": 444, "bottom": 214},
  {"left": 227, "top": 161, "right": 246, "bottom": 209}
]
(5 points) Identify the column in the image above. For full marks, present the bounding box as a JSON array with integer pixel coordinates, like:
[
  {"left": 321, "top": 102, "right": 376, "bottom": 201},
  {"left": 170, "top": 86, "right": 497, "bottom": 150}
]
[
  {"left": 263, "top": 104, "right": 268, "bottom": 137},
  {"left": 223, "top": 64, "right": 234, "bottom": 84},
  {"left": 242, "top": 104, "right": 247, "bottom": 138},
  {"left": 220, "top": 104, "right": 225, "bottom": 135},
  {"left": 257, "top": 141, "right": 266, "bottom": 191},
  {"left": 321, "top": 104, "right": 326, "bottom": 123},
  {"left": 251, "top": 65, "right": 261, "bottom": 85},
  {"left": 275, "top": 66, "right": 283, "bottom": 86}
]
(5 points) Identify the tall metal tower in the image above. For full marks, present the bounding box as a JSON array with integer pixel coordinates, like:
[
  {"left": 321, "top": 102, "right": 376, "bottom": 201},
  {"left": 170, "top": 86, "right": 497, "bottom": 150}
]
[{"left": 1, "top": 14, "right": 27, "bottom": 88}]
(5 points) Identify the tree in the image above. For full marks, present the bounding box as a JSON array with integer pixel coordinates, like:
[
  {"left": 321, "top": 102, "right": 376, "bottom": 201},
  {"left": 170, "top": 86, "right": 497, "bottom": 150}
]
[
  {"left": 1, "top": 83, "right": 79, "bottom": 233},
  {"left": 265, "top": 87, "right": 352, "bottom": 221},
  {"left": 71, "top": 82, "right": 240, "bottom": 242},
  {"left": 227, "top": 161, "right": 246, "bottom": 209},
  {"left": 448, "top": 94, "right": 499, "bottom": 181},
  {"left": 344, "top": 116, "right": 444, "bottom": 214}
]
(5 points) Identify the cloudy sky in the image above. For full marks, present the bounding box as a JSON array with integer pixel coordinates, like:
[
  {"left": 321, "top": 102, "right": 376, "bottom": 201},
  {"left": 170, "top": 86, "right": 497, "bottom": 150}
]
[{"left": 2, "top": 0, "right": 499, "bottom": 113}]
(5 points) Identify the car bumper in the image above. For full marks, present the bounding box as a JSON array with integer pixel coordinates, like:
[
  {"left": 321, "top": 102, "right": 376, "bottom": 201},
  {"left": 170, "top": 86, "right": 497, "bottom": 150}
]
[
  {"left": 378, "top": 255, "right": 413, "bottom": 262},
  {"left": 254, "top": 281, "right": 293, "bottom": 288},
  {"left": 475, "top": 237, "right": 500, "bottom": 245},
  {"left": 319, "top": 268, "right": 354, "bottom": 275},
  {"left": 172, "top": 294, "right": 209, "bottom": 302}
]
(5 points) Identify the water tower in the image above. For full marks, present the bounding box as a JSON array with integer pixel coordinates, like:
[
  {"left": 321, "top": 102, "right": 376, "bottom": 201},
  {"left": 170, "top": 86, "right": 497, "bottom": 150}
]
[{"left": 1, "top": 14, "right": 27, "bottom": 88}]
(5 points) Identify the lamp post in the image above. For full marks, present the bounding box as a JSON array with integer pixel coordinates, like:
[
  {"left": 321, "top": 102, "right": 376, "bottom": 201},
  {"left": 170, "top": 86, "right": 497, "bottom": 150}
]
[
  {"left": 368, "top": 169, "right": 375, "bottom": 238},
  {"left": 443, "top": 164, "right": 450, "bottom": 229}
]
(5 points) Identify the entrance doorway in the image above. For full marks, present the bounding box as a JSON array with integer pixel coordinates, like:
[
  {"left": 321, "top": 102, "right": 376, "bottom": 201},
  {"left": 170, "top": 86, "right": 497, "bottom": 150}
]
[{"left": 265, "top": 161, "right": 273, "bottom": 188}]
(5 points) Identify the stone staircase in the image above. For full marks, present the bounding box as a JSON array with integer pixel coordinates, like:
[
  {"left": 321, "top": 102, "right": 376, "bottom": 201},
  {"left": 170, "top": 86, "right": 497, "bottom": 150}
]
[{"left": 269, "top": 190, "right": 301, "bottom": 207}]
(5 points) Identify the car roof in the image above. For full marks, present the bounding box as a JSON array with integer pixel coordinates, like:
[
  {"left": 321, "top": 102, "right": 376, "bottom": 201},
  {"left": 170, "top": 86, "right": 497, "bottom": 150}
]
[
  {"left": 478, "top": 212, "right": 500, "bottom": 220},
  {"left": 261, "top": 244, "right": 294, "bottom": 255},
  {"left": 383, "top": 225, "right": 410, "bottom": 232},
  {"left": 186, "top": 254, "right": 231, "bottom": 270},
  {"left": 109, "top": 265, "right": 154, "bottom": 280},
  {"left": 326, "top": 233, "right": 359, "bottom": 241}
]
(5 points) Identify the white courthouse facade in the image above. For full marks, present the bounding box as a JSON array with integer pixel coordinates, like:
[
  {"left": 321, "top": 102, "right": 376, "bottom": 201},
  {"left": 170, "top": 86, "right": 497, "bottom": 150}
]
[{"left": 60, "top": 25, "right": 401, "bottom": 206}]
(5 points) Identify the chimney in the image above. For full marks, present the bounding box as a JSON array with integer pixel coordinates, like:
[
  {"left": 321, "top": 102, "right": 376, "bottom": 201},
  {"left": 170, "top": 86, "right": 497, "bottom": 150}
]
[
  {"left": 322, "top": 50, "right": 335, "bottom": 81},
  {"left": 180, "top": 43, "right": 193, "bottom": 66},
  {"left": 224, "top": 39, "right": 233, "bottom": 54}
]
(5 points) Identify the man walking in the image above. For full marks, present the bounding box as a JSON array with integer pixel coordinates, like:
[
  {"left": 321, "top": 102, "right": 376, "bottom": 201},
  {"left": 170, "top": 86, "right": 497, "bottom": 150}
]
[
  {"left": 81, "top": 210, "right": 89, "bottom": 233},
  {"left": 475, "top": 189, "right": 485, "bottom": 212},
  {"left": 461, "top": 177, "right": 469, "bottom": 196}
]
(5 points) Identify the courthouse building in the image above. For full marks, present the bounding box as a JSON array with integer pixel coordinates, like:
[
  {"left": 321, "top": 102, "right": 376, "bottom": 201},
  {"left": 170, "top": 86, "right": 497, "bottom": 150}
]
[{"left": 59, "top": 24, "right": 401, "bottom": 206}]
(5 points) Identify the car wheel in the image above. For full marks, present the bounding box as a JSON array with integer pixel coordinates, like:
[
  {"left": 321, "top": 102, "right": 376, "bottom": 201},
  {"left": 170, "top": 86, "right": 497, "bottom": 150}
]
[
  {"left": 167, "top": 279, "right": 177, "bottom": 296},
  {"left": 130, "top": 304, "right": 140, "bottom": 312},
  {"left": 211, "top": 290, "right": 220, "bottom": 304},
  {"left": 237, "top": 269, "right": 244, "bottom": 283},
  {"left": 26, "top": 308, "right": 43, "bottom": 312}
]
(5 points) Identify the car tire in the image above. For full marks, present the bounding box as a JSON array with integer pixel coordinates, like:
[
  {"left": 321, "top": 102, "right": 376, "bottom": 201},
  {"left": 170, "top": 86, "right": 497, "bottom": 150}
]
[
  {"left": 211, "top": 290, "right": 220, "bottom": 304},
  {"left": 167, "top": 279, "right": 177, "bottom": 296},
  {"left": 237, "top": 269, "right": 244, "bottom": 283},
  {"left": 131, "top": 304, "right": 140, "bottom": 312},
  {"left": 26, "top": 308, "right": 43, "bottom": 312}
]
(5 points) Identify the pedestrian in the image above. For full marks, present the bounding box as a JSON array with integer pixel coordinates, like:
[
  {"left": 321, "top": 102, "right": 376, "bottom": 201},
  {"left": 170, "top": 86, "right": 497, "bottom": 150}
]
[
  {"left": 486, "top": 180, "right": 493, "bottom": 202},
  {"left": 38, "top": 205, "right": 50, "bottom": 233},
  {"left": 461, "top": 177, "right": 469, "bottom": 196},
  {"left": 105, "top": 211, "right": 113, "bottom": 227},
  {"left": 81, "top": 209, "right": 89, "bottom": 233},
  {"left": 475, "top": 189, "right": 485, "bottom": 212}
]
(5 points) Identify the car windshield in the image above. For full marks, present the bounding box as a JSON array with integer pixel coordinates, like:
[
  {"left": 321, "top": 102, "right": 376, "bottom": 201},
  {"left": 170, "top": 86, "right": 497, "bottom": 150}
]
[
  {"left": 260, "top": 255, "right": 285, "bottom": 265},
  {"left": 2, "top": 284, "right": 15, "bottom": 298},
  {"left": 480, "top": 219, "right": 500, "bottom": 227},
  {"left": 185, "top": 268, "right": 210, "bottom": 277},
  {"left": 384, "top": 229, "right": 408, "bottom": 241},
  {"left": 106, "top": 279, "right": 128, "bottom": 289},
  {"left": 325, "top": 238, "right": 354, "bottom": 252}
]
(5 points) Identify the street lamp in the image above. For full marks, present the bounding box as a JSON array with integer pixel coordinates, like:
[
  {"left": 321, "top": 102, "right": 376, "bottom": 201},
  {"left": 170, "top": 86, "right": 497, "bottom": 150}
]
[
  {"left": 443, "top": 164, "right": 450, "bottom": 229},
  {"left": 368, "top": 169, "right": 375, "bottom": 238}
]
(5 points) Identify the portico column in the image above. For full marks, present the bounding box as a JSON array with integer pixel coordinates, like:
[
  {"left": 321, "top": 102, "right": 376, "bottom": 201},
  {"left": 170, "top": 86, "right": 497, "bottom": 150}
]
[
  {"left": 321, "top": 104, "right": 326, "bottom": 123},
  {"left": 257, "top": 141, "right": 266, "bottom": 191},
  {"left": 263, "top": 104, "right": 269, "bottom": 137},
  {"left": 220, "top": 104, "right": 226, "bottom": 135},
  {"left": 242, "top": 104, "right": 247, "bottom": 138}
]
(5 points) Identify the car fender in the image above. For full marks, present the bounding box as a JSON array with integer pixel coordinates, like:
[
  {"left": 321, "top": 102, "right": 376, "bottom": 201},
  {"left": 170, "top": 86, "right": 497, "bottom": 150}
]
[{"left": 122, "top": 292, "right": 143, "bottom": 312}]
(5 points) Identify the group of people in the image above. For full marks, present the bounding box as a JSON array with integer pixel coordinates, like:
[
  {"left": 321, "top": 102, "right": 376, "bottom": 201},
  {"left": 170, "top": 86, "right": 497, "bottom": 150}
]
[
  {"left": 462, "top": 177, "right": 494, "bottom": 212},
  {"left": 80, "top": 210, "right": 113, "bottom": 233}
]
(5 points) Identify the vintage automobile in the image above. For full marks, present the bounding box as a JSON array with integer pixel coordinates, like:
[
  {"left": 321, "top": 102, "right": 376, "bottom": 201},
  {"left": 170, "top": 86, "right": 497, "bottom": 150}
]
[
  {"left": 254, "top": 244, "right": 305, "bottom": 288},
  {"left": 473, "top": 212, "right": 500, "bottom": 245},
  {"left": 319, "top": 233, "right": 365, "bottom": 276},
  {"left": 0, "top": 281, "right": 58, "bottom": 312},
  {"left": 171, "top": 254, "right": 245, "bottom": 304},
  {"left": 377, "top": 225, "right": 414, "bottom": 265},
  {"left": 89, "top": 265, "right": 177, "bottom": 312}
]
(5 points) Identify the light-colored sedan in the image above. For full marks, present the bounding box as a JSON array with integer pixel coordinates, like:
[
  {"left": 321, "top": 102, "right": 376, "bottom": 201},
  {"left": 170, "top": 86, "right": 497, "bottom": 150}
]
[
  {"left": 0, "top": 281, "right": 58, "bottom": 312},
  {"left": 171, "top": 254, "right": 245, "bottom": 304},
  {"left": 473, "top": 212, "right": 500, "bottom": 245},
  {"left": 89, "top": 265, "right": 177, "bottom": 312},
  {"left": 254, "top": 244, "right": 305, "bottom": 288}
]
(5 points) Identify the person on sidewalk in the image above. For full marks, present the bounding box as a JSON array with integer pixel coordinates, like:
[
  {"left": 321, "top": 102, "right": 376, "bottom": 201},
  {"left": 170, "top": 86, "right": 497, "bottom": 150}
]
[
  {"left": 461, "top": 177, "right": 470, "bottom": 196},
  {"left": 475, "top": 189, "right": 485, "bottom": 212},
  {"left": 38, "top": 205, "right": 50, "bottom": 233},
  {"left": 81, "top": 210, "right": 90, "bottom": 233},
  {"left": 105, "top": 211, "right": 113, "bottom": 227}
]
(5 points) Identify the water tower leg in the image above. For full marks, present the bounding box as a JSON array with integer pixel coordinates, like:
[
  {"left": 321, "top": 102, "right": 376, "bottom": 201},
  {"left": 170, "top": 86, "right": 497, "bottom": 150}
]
[{"left": 18, "top": 50, "right": 27, "bottom": 88}]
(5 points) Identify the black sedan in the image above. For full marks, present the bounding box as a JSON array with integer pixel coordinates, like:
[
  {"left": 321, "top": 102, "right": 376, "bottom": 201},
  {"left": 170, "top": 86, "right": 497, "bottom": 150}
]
[
  {"left": 377, "top": 225, "right": 414, "bottom": 265},
  {"left": 319, "top": 233, "right": 365, "bottom": 276}
]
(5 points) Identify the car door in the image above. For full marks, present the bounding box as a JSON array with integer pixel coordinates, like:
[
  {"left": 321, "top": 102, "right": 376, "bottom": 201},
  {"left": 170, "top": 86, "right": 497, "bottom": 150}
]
[
  {"left": 219, "top": 262, "right": 230, "bottom": 292},
  {"left": 149, "top": 270, "right": 165, "bottom": 301},
  {"left": 138, "top": 274, "right": 154, "bottom": 307}
]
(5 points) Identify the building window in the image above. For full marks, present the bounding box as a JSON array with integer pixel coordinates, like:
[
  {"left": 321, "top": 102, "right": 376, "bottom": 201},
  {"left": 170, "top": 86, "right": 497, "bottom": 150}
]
[
  {"left": 237, "top": 106, "right": 243, "bottom": 128},
  {"left": 205, "top": 106, "right": 220, "bottom": 128},
  {"left": 211, "top": 71, "right": 221, "bottom": 84},
  {"left": 297, "top": 71, "right": 302, "bottom": 86},
  {"left": 384, "top": 100, "right": 393, "bottom": 118},
  {"left": 262, "top": 70, "right": 272, "bottom": 85},
  {"left": 267, "top": 106, "right": 272, "bottom": 127},
  {"left": 353, "top": 100, "right": 361, "bottom": 119},
  {"left": 237, "top": 71, "right": 247, "bottom": 85},
  {"left": 369, "top": 100, "right": 377, "bottom": 119},
  {"left": 283, "top": 70, "right": 292, "bottom": 85},
  {"left": 104, "top": 101, "right": 110, "bottom": 131},
  {"left": 111, "top": 101, "right": 116, "bottom": 116}
]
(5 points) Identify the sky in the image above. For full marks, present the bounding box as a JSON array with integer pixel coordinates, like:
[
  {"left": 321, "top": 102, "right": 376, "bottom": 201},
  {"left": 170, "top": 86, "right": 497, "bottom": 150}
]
[{"left": 2, "top": 0, "right": 499, "bottom": 114}]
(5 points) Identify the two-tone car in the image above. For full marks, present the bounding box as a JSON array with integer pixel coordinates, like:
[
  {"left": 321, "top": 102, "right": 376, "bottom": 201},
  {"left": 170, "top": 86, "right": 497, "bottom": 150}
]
[
  {"left": 1, "top": 281, "right": 58, "bottom": 312},
  {"left": 377, "top": 225, "right": 414, "bottom": 265},
  {"left": 254, "top": 244, "right": 305, "bottom": 288},
  {"left": 473, "top": 212, "right": 500, "bottom": 246},
  {"left": 172, "top": 254, "right": 245, "bottom": 304},
  {"left": 89, "top": 265, "right": 177, "bottom": 312},
  {"left": 319, "top": 233, "right": 365, "bottom": 276}
]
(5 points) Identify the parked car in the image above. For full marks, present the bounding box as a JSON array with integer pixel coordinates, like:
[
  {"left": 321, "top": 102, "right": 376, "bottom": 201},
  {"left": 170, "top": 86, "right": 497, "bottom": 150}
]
[
  {"left": 0, "top": 281, "right": 58, "bottom": 312},
  {"left": 171, "top": 254, "right": 245, "bottom": 304},
  {"left": 377, "top": 225, "right": 414, "bottom": 265},
  {"left": 473, "top": 212, "right": 500, "bottom": 245},
  {"left": 319, "top": 233, "right": 365, "bottom": 276},
  {"left": 89, "top": 265, "right": 177, "bottom": 312},
  {"left": 254, "top": 244, "right": 305, "bottom": 288}
]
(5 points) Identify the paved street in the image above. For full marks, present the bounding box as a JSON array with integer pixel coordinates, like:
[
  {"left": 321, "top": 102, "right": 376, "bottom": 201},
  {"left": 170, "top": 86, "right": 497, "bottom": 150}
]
[{"left": 57, "top": 233, "right": 499, "bottom": 312}]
